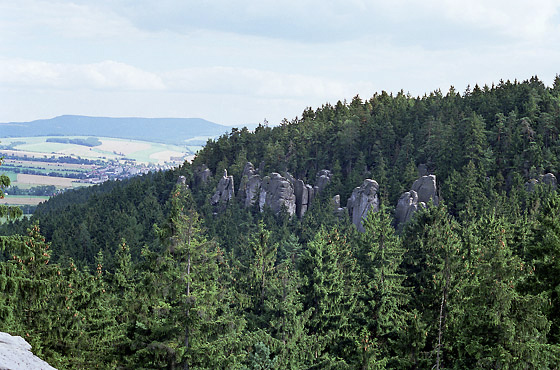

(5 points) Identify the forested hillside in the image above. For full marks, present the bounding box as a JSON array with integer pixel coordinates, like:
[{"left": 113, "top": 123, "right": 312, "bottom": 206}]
[{"left": 2, "top": 77, "right": 560, "bottom": 369}]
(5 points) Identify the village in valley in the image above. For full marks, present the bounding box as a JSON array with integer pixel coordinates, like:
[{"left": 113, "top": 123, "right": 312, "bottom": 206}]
[{"left": 0, "top": 136, "right": 193, "bottom": 208}]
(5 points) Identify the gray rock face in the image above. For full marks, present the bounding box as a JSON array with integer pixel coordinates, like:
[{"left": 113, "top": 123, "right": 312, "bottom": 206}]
[
  {"left": 239, "top": 162, "right": 262, "bottom": 207},
  {"left": 237, "top": 164, "right": 330, "bottom": 218},
  {"left": 291, "top": 169, "right": 331, "bottom": 218},
  {"left": 396, "top": 175, "right": 438, "bottom": 229},
  {"left": 395, "top": 190, "right": 423, "bottom": 226},
  {"left": 332, "top": 194, "right": 346, "bottom": 216},
  {"left": 315, "top": 169, "right": 332, "bottom": 193},
  {"left": 177, "top": 175, "right": 186, "bottom": 185},
  {"left": 211, "top": 169, "right": 235, "bottom": 205},
  {"left": 525, "top": 178, "right": 539, "bottom": 192},
  {"left": 0, "top": 332, "right": 57, "bottom": 370},
  {"left": 526, "top": 173, "right": 558, "bottom": 192},
  {"left": 259, "top": 173, "right": 296, "bottom": 216},
  {"left": 347, "top": 179, "right": 379, "bottom": 232},
  {"left": 541, "top": 173, "right": 557, "bottom": 188},
  {"left": 243, "top": 175, "right": 262, "bottom": 207},
  {"left": 411, "top": 175, "right": 438, "bottom": 205},
  {"left": 242, "top": 162, "right": 256, "bottom": 179},
  {"left": 294, "top": 179, "right": 308, "bottom": 218},
  {"left": 194, "top": 165, "right": 212, "bottom": 186}
]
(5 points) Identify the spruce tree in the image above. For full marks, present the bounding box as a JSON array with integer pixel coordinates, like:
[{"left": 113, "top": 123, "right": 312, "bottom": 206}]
[
  {"left": 355, "top": 204, "right": 409, "bottom": 369},
  {"left": 298, "top": 227, "right": 360, "bottom": 368},
  {"left": 130, "top": 182, "right": 245, "bottom": 369}
]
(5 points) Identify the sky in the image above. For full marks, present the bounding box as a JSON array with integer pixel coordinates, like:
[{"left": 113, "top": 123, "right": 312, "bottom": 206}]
[{"left": 1, "top": 0, "right": 560, "bottom": 127}]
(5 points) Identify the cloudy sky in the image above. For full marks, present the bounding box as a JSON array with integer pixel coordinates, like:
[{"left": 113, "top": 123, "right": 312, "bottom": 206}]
[{"left": 1, "top": 0, "right": 560, "bottom": 126}]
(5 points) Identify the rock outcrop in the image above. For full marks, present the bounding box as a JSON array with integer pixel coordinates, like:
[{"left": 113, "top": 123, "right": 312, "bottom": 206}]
[
  {"left": 526, "top": 172, "right": 557, "bottom": 192},
  {"left": 332, "top": 194, "right": 346, "bottom": 217},
  {"left": 541, "top": 173, "right": 558, "bottom": 188},
  {"left": 0, "top": 332, "right": 57, "bottom": 370},
  {"left": 194, "top": 165, "right": 212, "bottom": 186},
  {"left": 211, "top": 169, "right": 235, "bottom": 205},
  {"left": 292, "top": 170, "right": 332, "bottom": 218},
  {"left": 315, "top": 169, "right": 332, "bottom": 193},
  {"left": 222, "top": 162, "right": 333, "bottom": 218},
  {"left": 410, "top": 175, "right": 438, "bottom": 205},
  {"left": 239, "top": 162, "right": 262, "bottom": 207},
  {"left": 395, "top": 175, "right": 438, "bottom": 228},
  {"left": 259, "top": 173, "right": 296, "bottom": 216},
  {"left": 395, "top": 191, "right": 422, "bottom": 226},
  {"left": 347, "top": 179, "right": 379, "bottom": 232}
]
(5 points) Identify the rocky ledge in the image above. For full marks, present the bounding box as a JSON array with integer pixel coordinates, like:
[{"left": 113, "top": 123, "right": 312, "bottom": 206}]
[{"left": 0, "top": 332, "right": 57, "bottom": 370}]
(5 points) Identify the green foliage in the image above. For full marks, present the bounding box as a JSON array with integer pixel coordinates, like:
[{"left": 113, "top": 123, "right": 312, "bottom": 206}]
[{"left": 4, "top": 77, "right": 560, "bottom": 368}]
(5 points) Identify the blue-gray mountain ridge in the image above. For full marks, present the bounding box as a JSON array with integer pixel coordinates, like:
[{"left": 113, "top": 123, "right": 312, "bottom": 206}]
[{"left": 0, "top": 115, "right": 235, "bottom": 145}]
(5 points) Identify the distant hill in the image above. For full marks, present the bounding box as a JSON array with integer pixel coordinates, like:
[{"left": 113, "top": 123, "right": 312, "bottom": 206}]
[{"left": 0, "top": 115, "right": 233, "bottom": 145}]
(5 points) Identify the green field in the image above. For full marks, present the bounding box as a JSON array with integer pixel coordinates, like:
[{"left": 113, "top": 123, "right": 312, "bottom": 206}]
[{"left": 1, "top": 136, "right": 190, "bottom": 164}]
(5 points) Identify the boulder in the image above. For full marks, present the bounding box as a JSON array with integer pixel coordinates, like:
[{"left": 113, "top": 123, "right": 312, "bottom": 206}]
[
  {"left": 0, "top": 332, "right": 57, "bottom": 370},
  {"left": 211, "top": 169, "right": 235, "bottom": 205},
  {"left": 411, "top": 175, "right": 438, "bottom": 205},
  {"left": 259, "top": 173, "right": 296, "bottom": 216},
  {"left": 347, "top": 179, "right": 379, "bottom": 232}
]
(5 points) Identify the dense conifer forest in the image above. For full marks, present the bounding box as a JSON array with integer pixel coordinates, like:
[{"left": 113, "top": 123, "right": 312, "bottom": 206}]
[{"left": 3, "top": 76, "right": 560, "bottom": 369}]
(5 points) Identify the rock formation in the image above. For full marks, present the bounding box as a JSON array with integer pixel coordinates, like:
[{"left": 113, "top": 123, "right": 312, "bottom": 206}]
[
  {"left": 259, "top": 173, "right": 296, "bottom": 216},
  {"left": 177, "top": 175, "right": 186, "bottom": 185},
  {"left": 315, "top": 169, "right": 332, "bottom": 193},
  {"left": 211, "top": 169, "right": 235, "bottom": 205},
  {"left": 395, "top": 175, "right": 438, "bottom": 228},
  {"left": 292, "top": 170, "right": 332, "bottom": 218},
  {"left": 347, "top": 179, "right": 379, "bottom": 232},
  {"left": 410, "top": 175, "right": 438, "bottom": 205},
  {"left": 194, "top": 164, "right": 212, "bottom": 186},
  {"left": 395, "top": 191, "right": 423, "bottom": 226},
  {"left": 541, "top": 172, "right": 557, "bottom": 188},
  {"left": 332, "top": 194, "right": 346, "bottom": 217},
  {"left": 239, "top": 162, "right": 262, "bottom": 207},
  {"left": 526, "top": 172, "right": 557, "bottom": 192},
  {"left": 0, "top": 332, "right": 57, "bottom": 370}
]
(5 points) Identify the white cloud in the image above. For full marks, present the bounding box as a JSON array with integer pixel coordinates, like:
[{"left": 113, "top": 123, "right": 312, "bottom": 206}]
[
  {"left": 0, "top": 0, "right": 139, "bottom": 39},
  {"left": 0, "top": 59, "right": 166, "bottom": 90},
  {"left": 414, "top": 0, "right": 560, "bottom": 40},
  {"left": 163, "top": 66, "right": 373, "bottom": 99}
]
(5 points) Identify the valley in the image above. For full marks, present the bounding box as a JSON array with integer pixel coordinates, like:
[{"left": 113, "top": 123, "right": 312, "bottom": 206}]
[{"left": 0, "top": 136, "right": 193, "bottom": 207}]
